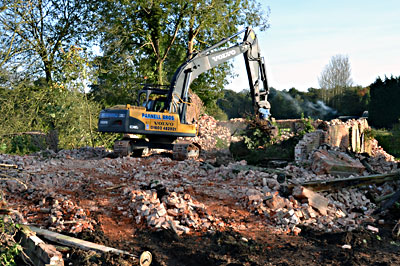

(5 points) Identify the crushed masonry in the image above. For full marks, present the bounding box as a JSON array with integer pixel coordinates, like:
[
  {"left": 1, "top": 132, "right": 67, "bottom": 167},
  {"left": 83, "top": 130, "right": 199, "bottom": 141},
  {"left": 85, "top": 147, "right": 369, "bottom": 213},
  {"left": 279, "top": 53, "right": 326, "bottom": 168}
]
[{"left": 0, "top": 117, "right": 399, "bottom": 239}]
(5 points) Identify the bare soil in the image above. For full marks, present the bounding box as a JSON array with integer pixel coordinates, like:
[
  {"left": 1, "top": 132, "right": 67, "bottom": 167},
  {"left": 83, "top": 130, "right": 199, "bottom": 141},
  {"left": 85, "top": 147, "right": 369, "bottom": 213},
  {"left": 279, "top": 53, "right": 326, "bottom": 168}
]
[{"left": 65, "top": 214, "right": 400, "bottom": 266}]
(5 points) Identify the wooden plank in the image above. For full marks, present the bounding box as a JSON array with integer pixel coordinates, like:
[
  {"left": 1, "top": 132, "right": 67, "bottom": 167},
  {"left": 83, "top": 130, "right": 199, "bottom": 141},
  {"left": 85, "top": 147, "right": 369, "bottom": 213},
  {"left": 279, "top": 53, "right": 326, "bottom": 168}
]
[
  {"left": 295, "top": 171, "right": 400, "bottom": 192},
  {"left": 0, "top": 163, "right": 18, "bottom": 169},
  {"left": 29, "top": 226, "right": 137, "bottom": 258}
]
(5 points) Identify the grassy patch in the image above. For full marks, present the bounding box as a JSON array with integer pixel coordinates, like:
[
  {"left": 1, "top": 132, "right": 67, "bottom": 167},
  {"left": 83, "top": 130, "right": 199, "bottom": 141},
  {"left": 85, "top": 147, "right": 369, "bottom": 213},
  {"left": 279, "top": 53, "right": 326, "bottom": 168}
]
[
  {"left": 372, "top": 126, "right": 400, "bottom": 159},
  {"left": 215, "top": 137, "right": 229, "bottom": 149}
]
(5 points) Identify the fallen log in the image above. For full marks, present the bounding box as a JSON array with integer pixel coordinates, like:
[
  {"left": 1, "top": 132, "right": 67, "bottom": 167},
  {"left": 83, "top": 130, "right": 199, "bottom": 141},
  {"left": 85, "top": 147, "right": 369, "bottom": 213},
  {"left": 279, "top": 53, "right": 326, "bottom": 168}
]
[
  {"left": 0, "top": 173, "right": 28, "bottom": 190},
  {"left": 1, "top": 131, "right": 46, "bottom": 136},
  {"left": 360, "top": 158, "right": 380, "bottom": 174},
  {"left": 29, "top": 226, "right": 152, "bottom": 266},
  {"left": 294, "top": 171, "right": 400, "bottom": 192},
  {"left": 29, "top": 226, "right": 135, "bottom": 256},
  {"left": 375, "top": 192, "right": 396, "bottom": 203}
]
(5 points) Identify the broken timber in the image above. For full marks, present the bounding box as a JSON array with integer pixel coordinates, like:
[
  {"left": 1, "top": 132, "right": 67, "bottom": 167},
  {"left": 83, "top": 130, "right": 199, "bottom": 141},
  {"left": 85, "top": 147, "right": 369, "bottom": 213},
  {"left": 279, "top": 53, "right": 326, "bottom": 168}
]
[
  {"left": 29, "top": 226, "right": 137, "bottom": 257},
  {"left": 373, "top": 188, "right": 400, "bottom": 215},
  {"left": 0, "top": 163, "right": 18, "bottom": 169},
  {"left": 17, "top": 225, "right": 64, "bottom": 266},
  {"left": 294, "top": 171, "right": 400, "bottom": 192}
]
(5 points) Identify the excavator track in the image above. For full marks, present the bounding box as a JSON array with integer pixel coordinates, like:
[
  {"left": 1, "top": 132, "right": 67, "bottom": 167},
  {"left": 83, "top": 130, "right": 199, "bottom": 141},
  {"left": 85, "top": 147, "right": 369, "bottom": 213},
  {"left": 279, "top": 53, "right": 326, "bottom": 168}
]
[
  {"left": 113, "top": 138, "right": 146, "bottom": 157},
  {"left": 113, "top": 136, "right": 201, "bottom": 160},
  {"left": 172, "top": 141, "right": 201, "bottom": 160},
  {"left": 113, "top": 140, "right": 131, "bottom": 157}
]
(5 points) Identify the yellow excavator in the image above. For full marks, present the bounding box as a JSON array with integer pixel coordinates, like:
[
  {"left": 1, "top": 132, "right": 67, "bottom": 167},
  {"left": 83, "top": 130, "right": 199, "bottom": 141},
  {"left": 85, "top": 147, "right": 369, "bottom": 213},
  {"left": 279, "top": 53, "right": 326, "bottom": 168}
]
[{"left": 98, "top": 27, "right": 271, "bottom": 159}]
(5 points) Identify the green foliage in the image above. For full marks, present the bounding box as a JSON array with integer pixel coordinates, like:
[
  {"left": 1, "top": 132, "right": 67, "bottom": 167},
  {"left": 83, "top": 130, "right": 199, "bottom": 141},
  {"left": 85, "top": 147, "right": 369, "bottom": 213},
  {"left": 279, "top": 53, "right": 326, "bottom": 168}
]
[
  {"left": 231, "top": 115, "right": 313, "bottom": 165},
  {"left": 6, "top": 135, "right": 43, "bottom": 155},
  {"left": 230, "top": 134, "right": 298, "bottom": 165},
  {"left": 0, "top": 217, "right": 22, "bottom": 266},
  {"left": 191, "top": 68, "right": 228, "bottom": 112},
  {"left": 372, "top": 122, "right": 400, "bottom": 159},
  {"left": 0, "top": 46, "right": 117, "bottom": 153},
  {"left": 217, "top": 89, "right": 253, "bottom": 119},
  {"left": 298, "top": 115, "right": 315, "bottom": 137},
  {"left": 243, "top": 127, "right": 266, "bottom": 150},
  {"left": 241, "top": 118, "right": 275, "bottom": 149},
  {"left": 0, "top": 83, "right": 105, "bottom": 152},
  {"left": 0, "top": 0, "right": 95, "bottom": 83},
  {"left": 90, "top": 0, "right": 269, "bottom": 108},
  {"left": 369, "top": 76, "right": 400, "bottom": 128},
  {"left": 215, "top": 137, "right": 229, "bottom": 149},
  {"left": 268, "top": 88, "right": 303, "bottom": 119},
  {"left": 205, "top": 102, "right": 228, "bottom": 121}
]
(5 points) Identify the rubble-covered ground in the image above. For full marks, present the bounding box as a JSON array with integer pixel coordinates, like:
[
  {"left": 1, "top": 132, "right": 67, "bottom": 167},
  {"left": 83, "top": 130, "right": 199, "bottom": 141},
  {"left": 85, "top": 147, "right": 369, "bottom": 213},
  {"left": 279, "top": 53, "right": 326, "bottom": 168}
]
[{"left": 1, "top": 116, "right": 400, "bottom": 265}]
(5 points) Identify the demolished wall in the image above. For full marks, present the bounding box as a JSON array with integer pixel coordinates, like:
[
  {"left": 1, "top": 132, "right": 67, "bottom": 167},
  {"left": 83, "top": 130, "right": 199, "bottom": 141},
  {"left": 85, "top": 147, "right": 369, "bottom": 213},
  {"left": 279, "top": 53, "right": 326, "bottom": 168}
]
[{"left": 295, "top": 118, "right": 370, "bottom": 164}]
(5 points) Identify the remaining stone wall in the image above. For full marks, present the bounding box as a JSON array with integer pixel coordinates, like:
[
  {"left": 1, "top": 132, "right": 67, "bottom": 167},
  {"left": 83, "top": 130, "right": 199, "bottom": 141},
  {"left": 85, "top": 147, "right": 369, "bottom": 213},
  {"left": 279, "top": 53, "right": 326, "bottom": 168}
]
[
  {"left": 295, "top": 130, "right": 327, "bottom": 162},
  {"left": 295, "top": 119, "right": 370, "bottom": 164}
]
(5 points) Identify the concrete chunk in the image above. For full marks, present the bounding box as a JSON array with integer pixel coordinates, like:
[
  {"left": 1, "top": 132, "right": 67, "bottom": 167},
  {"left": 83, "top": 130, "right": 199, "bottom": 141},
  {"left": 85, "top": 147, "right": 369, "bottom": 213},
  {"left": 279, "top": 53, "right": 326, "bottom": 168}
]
[
  {"left": 293, "top": 186, "right": 329, "bottom": 215},
  {"left": 311, "top": 149, "right": 365, "bottom": 176}
]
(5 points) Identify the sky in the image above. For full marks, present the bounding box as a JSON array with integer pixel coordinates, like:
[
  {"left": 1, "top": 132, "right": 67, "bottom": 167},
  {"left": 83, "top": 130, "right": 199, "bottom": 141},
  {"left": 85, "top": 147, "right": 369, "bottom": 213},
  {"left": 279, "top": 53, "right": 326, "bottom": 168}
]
[{"left": 226, "top": 0, "right": 400, "bottom": 92}]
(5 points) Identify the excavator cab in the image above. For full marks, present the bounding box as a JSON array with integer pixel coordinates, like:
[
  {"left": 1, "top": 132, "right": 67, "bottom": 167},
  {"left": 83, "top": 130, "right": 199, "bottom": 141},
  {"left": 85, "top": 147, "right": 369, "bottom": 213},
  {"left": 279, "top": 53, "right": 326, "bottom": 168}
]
[{"left": 137, "top": 85, "right": 169, "bottom": 112}]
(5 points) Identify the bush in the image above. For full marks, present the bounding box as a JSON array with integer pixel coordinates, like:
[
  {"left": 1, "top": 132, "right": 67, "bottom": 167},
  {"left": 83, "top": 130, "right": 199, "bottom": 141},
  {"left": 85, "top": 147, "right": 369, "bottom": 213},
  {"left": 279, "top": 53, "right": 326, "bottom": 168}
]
[
  {"left": 0, "top": 82, "right": 113, "bottom": 154},
  {"left": 0, "top": 217, "right": 22, "bottom": 266},
  {"left": 373, "top": 123, "right": 400, "bottom": 159}
]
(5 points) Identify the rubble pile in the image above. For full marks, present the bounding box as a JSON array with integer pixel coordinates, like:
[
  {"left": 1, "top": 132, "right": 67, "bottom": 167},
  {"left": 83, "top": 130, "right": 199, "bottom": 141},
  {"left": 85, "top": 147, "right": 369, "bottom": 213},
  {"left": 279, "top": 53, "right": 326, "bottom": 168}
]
[
  {"left": 129, "top": 190, "right": 221, "bottom": 235},
  {"left": 34, "top": 147, "right": 109, "bottom": 160},
  {"left": 39, "top": 197, "right": 95, "bottom": 234},
  {"left": 0, "top": 118, "right": 399, "bottom": 239},
  {"left": 242, "top": 188, "right": 346, "bottom": 234},
  {"left": 240, "top": 175, "right": 380, "bottom": 234},
  {"left": 296, "top": 118, "right": 370, "bottom": 164},
  {"left": 191, "top": 115, "right": 232, "bottom": 150},
  {"left": 295, "top": 130, "right": 325, "bottom": 163},
  {"left": 311, "top": 148, "right": 366, "bottom": 175}
]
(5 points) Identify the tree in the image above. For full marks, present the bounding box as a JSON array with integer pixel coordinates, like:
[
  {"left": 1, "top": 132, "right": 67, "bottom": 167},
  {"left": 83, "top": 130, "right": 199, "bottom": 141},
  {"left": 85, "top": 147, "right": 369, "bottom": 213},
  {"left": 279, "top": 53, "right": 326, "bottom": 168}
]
[
  {"left": 319, "top": 54, "right": 353, "bottom": 89},
  {"left": 91, "top": 0, "right": 269, "bottom": 110},
  {"left": 318, "top": 54, "right": 353, "bottom": 109},
  {"left": 369, "top": 76, "right": 400, "bottom": 128},
  {"left": 0, "top": 0, "right": 95, "bottom": 84},
  {"left": 217, "top": 89, "right": 253, "bottom": 118}
]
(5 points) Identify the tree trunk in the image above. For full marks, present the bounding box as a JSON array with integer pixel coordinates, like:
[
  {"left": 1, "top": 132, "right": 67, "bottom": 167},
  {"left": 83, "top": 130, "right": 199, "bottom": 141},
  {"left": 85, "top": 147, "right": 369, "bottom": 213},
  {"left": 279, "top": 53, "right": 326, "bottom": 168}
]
[
  {"left": 187, "top": 27, "right": 195, "bottom": 59},
  {"left": 187, "top": 38, "right": 194, "bottom": 58},
  {"left": 157, "top": 59, "right": 164, "bottom": 85},
  {"left": 44, "top": 62, "right": 52, "bottom": 84}
]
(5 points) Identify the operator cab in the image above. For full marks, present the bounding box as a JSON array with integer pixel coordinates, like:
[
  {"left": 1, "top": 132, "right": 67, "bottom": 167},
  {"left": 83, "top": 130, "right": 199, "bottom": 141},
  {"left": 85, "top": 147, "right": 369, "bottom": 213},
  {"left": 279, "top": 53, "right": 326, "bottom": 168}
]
[{"left": 137, "top": 85, "right": 169, "bottom": 112}]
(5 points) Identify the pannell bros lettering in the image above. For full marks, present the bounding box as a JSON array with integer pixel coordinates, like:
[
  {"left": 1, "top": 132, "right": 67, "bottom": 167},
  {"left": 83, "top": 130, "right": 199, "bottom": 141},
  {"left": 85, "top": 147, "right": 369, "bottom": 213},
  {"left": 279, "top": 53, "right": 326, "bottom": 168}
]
[{"left": 142, "top": 113, "right": 175, "bottom": 121}]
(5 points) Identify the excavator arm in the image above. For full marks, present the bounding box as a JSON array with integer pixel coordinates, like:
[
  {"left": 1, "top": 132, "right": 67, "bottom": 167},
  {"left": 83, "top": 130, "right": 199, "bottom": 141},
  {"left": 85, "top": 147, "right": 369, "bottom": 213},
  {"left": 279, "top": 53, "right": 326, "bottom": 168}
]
[{"left": 166, "top": 27, "right": 270, "bottom": 123}]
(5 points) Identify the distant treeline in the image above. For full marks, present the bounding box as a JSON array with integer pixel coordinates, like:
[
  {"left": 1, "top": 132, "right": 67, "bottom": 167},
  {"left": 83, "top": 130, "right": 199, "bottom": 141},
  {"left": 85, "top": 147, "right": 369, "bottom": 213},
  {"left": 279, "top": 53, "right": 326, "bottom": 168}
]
[{"left": 218, "top": 76, "right": 400, "bottom": 128}]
